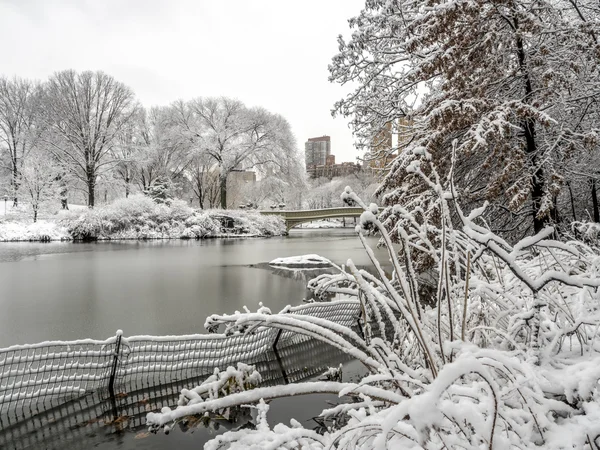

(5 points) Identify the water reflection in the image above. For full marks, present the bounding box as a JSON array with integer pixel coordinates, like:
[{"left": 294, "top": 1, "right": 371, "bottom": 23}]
[{"left": 0, "top": 230, "right": 389, "bottom": 348}]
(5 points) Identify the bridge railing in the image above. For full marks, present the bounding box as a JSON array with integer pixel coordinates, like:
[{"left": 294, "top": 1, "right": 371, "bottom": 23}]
[{"left": 0, "top": 300, "right": 361, "bottom": 416}]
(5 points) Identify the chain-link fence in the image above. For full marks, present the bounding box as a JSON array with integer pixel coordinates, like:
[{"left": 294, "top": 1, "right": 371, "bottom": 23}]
[{"left": 0, "top": 300, "right": 361, "bottom": 418}]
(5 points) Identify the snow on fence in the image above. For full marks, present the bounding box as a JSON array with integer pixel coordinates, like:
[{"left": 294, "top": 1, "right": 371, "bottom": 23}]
[
  {"left": 0, "top": 300, "right": 361, "bottom": 416},
  {"left": 0, "top": 337, "right": 118, "bottom": 411},
  {"left": 0, "top": 333, "right": 357, "bottom": 450}
]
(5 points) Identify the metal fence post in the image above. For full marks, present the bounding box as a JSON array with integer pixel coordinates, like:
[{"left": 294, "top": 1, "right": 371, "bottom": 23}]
[
  {"left": 271, "top": 328, "right": 289, "bottom": 384},
  {"left": 108, "top": 330, "right": 123, "bottom": 398}
]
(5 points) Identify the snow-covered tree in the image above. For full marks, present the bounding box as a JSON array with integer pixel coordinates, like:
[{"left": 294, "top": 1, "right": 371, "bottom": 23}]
[
  {"left": 41, "top": 70, "right": 138, "bottom": 208},
  {"left": 330, "top": 0, "right": 600, "bottom": 236},
  {"left": 145, "top": 175, "right": 174, "bottom": 205},
  {"left": 136, "top": 106, "right": 193, "bottom": 196},
  {"left": 0, "top": 77, "right": 44, "bottom": 206},
  {"left": 19, "top": 150, "right": 60, "bottom": 222},
  {"left": 173, "top": 97, "right": 300, "bottom": 209}
]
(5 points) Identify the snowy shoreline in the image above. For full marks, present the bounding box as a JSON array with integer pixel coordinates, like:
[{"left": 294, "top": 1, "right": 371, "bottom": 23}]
[
  {"left": 0, "top": 196, "right": 287, "bottom": 242},
  {"left": 0, "top": 222, "right": 286, "bottom": 242}
]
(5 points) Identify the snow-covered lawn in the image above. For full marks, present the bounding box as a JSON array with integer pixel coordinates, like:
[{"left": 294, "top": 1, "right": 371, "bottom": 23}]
[{"left": 0, "top": 221, "right": 70, "bottom": 241}]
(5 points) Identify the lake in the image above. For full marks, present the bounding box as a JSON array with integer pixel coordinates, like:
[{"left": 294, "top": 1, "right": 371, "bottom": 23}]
[{"left": 0, "top": 228, "right": 388, "bottom": 450}]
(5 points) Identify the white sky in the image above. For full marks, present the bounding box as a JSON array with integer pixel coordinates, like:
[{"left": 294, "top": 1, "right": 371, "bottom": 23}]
[{"left": 0, "top": 0, "right": 365, "bottom": 163}]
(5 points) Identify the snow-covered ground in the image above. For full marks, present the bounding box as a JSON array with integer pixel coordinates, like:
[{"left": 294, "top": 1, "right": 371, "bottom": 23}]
[
  {"left": 0, "top": 196, "right": 286, "bottom": 241},
  {"left": 298, "top": 219, "right": 345, "bottom": 229},
  {"left": 0, "top": 221, "right": 70, "bottom": 241}
]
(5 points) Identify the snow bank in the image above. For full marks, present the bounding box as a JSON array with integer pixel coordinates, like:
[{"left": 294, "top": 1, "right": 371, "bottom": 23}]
[
  {"left": 0, "top": 196, "right": 286, "bottom": 241},
  {"left": 269, "top": 254, "right": 333, "bottom": 268},
  {"left": 0, "top": 221, "right": 71, "bottom": 242},
  {"left": 298, "top": 219, "right": 344, "bottom": 229}
]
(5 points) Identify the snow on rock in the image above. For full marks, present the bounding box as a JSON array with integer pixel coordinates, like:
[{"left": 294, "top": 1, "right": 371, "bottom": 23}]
[{"left": 269, "top": 254, "right": 333, "bottom": 268}]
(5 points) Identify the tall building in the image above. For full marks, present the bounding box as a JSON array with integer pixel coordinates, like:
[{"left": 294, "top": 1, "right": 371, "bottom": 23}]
[
  {"left": 365, "top": 122, "right": 395, "bottom": 177},
  {"left": 226, "top": 169, "right": 256, "bottom": 209},
  {"left": 364, "top": 118, "right": 413, "bottom": 179},
  {"left": 305, "top": 136, "right": 331, "bottom": 167}
]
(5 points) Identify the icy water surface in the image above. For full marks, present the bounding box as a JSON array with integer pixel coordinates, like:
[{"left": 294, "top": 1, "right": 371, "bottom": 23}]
[
  {"left": 0, "top": 228, "right": 387, "bottom": 449},
  {"left": 0, "top": 228, "right": 388, "bottom": 347}
]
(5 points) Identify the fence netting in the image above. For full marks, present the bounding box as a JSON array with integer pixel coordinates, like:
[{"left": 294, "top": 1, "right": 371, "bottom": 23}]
[
  {"left": 0, "top": 300, "right": 361, "bottom": 417},
  {"left": 0, "top": 322, "right": 359, "bottom": 450}
]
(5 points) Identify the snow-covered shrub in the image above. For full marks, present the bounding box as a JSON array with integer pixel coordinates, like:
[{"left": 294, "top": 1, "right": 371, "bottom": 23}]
[
  {"left": 148, "top": 364, "right": 261, "bottom": 433},
  {"left": 207, "top": 209, "right": 285, "bottom": 236},
  {"left": 572, "top": 221, "right": 600, "bottom": 244},
  {"left": 64, "top": 195, "right": 285, "bottom": 240},
  {"left": 147, "top": 158, "right": 600, "bottom": 449}
]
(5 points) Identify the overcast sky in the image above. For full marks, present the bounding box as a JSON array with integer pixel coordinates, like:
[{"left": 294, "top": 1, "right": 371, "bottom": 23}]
[{"left": 0, "top": 0, "right": 365, "bottom": 163}]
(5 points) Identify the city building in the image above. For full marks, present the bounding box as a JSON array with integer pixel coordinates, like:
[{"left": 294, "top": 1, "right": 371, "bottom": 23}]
[
  {"left": 304, "top": 135, "right": 362, "bottom": 179},
  {"left": 307, "top": 161, "right": 361, "bottom": 179},
  {"left": 363, "top": 118, "right": 413, "bottom": 179},
  {"left": 305, "top": 136, "right": 331, "bottom": 167},
  {"left": 226, "top": 169, "right": 256, "bottom": 209}
]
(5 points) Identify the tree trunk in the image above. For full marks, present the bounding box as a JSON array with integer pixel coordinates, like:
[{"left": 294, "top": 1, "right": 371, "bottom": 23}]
[
  {"left": 567, "top": 181, "right": 577, "bottom": 221},
  {"left": 220, "top": 174, "right": 227, "bottom": 209},
  {"left": 125, "top": 176, "right": 130, "bottom": 198},
  {"left": 87, "top": 172, "right": 96, "bottom": 208},
  {"left": 514, "top": 19, "right": 549, "bottom": 234},
  {"left": 12, "top": 164, "right": 18, "bottom": 207},
  {"left": 592, "top": 178, "right": 599, "bottom": 223},
  {"left": 195, "top": 177, "right": 204, "bottom": 209},
  {"left": 33, "top": 208, "right": 37, "bottom": 223},
  {"left": 551, "top": 194, "right": 560, "bottom": 224}
]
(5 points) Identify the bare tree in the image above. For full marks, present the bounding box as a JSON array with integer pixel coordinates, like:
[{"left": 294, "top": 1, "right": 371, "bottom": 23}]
[
  {"left": 0, "top": 77, "right": 43, "bottom": 206},
  {"left": 174, "top": 97, "right": 299, "bottom": 209},
  {"left": 19, "top": 149, "right": 60, "bottom": 222},
  {"left": 41, "top": 70, "right": 137, "bottom": 208},
  {"left": 136, "top": 106, "right": 192, "bottom": 195},
  {"left": 186, "top": 149, "right": 220, "bottom": 208}
]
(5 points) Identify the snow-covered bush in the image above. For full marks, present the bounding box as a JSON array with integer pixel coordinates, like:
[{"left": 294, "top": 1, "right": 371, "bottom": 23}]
[
  {"left": 147, "top": 158, "right": 600, "bottom": 449},
  {"left": 64, "top": 195, "right": 286, "bottom": 240}
]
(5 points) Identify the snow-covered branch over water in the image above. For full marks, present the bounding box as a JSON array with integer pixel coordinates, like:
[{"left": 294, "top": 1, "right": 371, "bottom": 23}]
[{"left": 146, "top": 158, "right": 600, "bottom": 449}]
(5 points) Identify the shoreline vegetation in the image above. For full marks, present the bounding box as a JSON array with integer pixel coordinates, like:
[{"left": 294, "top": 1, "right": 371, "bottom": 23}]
[{"left": 0, "top": 195, "right": 287, "bottom": 242}]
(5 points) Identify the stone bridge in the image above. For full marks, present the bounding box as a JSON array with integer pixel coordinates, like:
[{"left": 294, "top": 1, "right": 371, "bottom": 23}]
[{"left": 260, "top": 207, "right": 365, "bottom": 231}]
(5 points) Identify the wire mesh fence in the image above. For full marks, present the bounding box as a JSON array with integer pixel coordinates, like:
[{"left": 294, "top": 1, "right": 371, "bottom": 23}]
[
  {"left": 0, "top": 329, "right": 358, "bottom": 450},
  {"left": 0, "top": 338, "right": 118, "bottom": 415},
  {"left": 0, "top": 300, "right": 362, "bottom": 418}
]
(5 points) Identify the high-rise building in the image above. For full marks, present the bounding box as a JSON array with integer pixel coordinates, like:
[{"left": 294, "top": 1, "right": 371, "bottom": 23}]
[
  {"left": 364, "top": 118, "right": 413, "bottom": 179},
  {"left": 305, "top": 136, "right": 331, "bottom": 167}
]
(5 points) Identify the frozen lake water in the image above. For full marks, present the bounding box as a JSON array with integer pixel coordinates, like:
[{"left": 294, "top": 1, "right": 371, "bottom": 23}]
[
  {"left": 0, "top": 227, "right": 388, "bottom": 348},
  {"left": 0, "top": 228, "right": 387, "bottom": 449}
]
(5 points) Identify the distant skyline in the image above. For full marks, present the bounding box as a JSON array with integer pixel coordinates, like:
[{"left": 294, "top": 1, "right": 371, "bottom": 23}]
[{"left": 0, "top": 0, "right": 365, "bottom": 163}]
